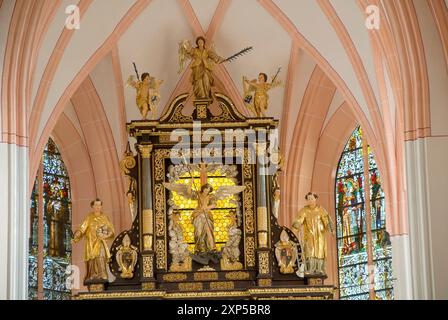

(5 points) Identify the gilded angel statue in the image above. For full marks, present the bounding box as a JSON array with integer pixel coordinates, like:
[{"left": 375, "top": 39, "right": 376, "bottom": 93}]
[
  {"left": 178, "top": 37, "right": 224, "bottom": 99},
  {"left": 243, "top": 68, "right": 282, "bottom": 117},
  {"left": 163, "top": 179, "right": 245, "bottom": 265},
  {"left": 126, "top": 70, "right": 163, "bottom": 120},
  {"left": 178, "top": 36, "right": 253, "bottom": 100}
]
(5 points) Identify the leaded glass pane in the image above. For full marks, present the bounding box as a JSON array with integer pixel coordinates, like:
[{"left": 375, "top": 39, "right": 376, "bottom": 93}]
[
  {"left": 336, "top": 149, "right": 364, "bottom": 178},
  {"left": 338, "top": 263, "right": 370, "bottom": 298},
  {"left": 335, "top": 126, "right": 394, "bottom": 300},
  {"left": 28, "top": 138, "right": 72, "bottom": 300}
]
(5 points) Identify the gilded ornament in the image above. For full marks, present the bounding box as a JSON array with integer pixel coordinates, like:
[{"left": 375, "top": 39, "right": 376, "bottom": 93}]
[
  {"left": 156, "top": 239, "right": 166, "bottom": 269},
  {"left": 194, "top": 272, "right": 218, "bottom": 281},
  {"left": 243, "top": 182, "right": 255, "bottom": 234},
  {"left": 138, "top": 144, "right": 153, "bottom": 158},
  {"left": 258, "top": 251, "right": 270, "bottom": 275},
  {"left": 210, "top": 281, "right": 234, "bottom": 290},
  {"left": 142, "top": 255, "right": 153, "bottom": 278},
  {"left": 257, "top": 278, "right": 272, "bottom": 287},
  {"left": 119, "top": 143, "right": 136, "bottom": 175},
  {"left": 225, "top": 271, "right": 250, "bottom": 280},
  {"left": 178, "top": 282, "right": 203, "bottom": 291},
  {"left": 116, "top": 233, "right": 138, "bottom": 279},
  {"left": 141, "top": 282, "right": 156, "bottom": 290},
  {"left": 274, "top": 230, "right": 298, "bottom": 274},
  {"left": 162, "top": 273, "right": 188, "bottom": 282},
  {"left": 245, "top": 237, "right": 255, "bottom": 267}
]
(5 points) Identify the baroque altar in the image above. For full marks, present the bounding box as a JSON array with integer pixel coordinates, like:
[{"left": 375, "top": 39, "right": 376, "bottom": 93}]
[{"left": 74, "top": 92, "right": 334, "bottom": 300}]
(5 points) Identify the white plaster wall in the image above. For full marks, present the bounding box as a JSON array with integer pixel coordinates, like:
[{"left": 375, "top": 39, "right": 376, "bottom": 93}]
[
  {"left": 274, "top": 0, "right": 372, "bottom": 126},
  {"left": 425, "top": 137, "right": 448, "bottom": 299},
  {"left": 63, "top": 99, "right": 85, "bottom": 144},
  {"left": 321, "top": 90, "right": 344, "bottom": 134},
  {"left": 284, "top": 50, "right": 316, "bottom": 153},
  {"left": 31, "top": 0, "right": 74, "bottom": 108},
  {"left": 405, "top": 139, "right": 434, "bottom": 299},
  {"left": 405, "top": 137, "right": 448, "bottom": 299},
  {"left": 383, "top": 59, "right": 397, "bottom": 133},
  {"left": 414, "top": 0, "right": 448, "bottom": 136},
  {"left": 390, "top": 235, "right": 413, "bottom": 299},
  {"left": 36, "top": 0, "right": 136, "bottom": 143},
  {"left": 189, "top": 0, "right": 220, "bottom": 32},
  {"left": 0, "top": 143, "right": 29, "bottom": 299},
  {"left": 89, "top": 53, "right": 122, "bottom": 155},
  {"left": 330, "top": 0, "right": 380, "bottom": 105}
]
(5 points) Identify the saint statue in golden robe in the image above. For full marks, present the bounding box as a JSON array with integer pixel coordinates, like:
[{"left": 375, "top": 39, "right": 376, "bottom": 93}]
[
  {"left": 73, "top": 199, "right": 115, "bottom": 283},
  {"left": 292, "top": 192, "right": 334, "bottom": 275}
]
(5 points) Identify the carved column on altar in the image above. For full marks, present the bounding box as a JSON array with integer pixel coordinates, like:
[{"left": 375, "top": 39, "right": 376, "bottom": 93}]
[
  {"left": 137, "top": 143, "right": 156, "bottom": 290},
  {"left": 254, "top": 138, "right": 272, "bottom": 286}
]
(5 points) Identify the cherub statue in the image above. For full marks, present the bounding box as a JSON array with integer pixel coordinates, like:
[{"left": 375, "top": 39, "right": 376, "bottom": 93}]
[
  {"left": 243, "top": 70, "right": 282, "bottom": 117},
  {"left": 127, "top": 72, "right": 163, "bottom": 120},
  {"left": 274, "top": 230, "right": 298, "bottom": 274},
  {"left": 163, "top": 163, "right": 245, "bottom": 265},
  {"left": 220, "top": 210, "right": 243, "bottom": 270},
  {"left": 116, "top": 233, "right": 138, "bottom": 279},
  {"left": 168, "top": 210, "right": 192, "bottom": 272}
]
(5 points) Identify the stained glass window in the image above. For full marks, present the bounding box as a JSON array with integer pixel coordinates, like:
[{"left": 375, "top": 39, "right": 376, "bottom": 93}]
[
  {"left": 335, "top": 126, "right": 394, "bottom": 300},
  {"left": 28, "top": 138, "right": 72, "bottom": 300}
]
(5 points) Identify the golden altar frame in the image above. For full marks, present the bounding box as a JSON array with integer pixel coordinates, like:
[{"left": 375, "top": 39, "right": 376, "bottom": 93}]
[{"left": 74, "top": 92, "right": 334, "bottom": 300}]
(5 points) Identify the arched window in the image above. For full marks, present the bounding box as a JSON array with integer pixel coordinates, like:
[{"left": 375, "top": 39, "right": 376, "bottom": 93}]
[
  {"left": 28, "top": 138, "right": 72, "bottom": 300},
  {"left": 335, "top": 126, "right": 394, "bottom": 300}
]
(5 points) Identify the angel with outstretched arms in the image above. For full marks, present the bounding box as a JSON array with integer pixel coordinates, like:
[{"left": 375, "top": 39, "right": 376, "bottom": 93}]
[{"left": 163, "top": 176, "right": 245, "bottom": 256}]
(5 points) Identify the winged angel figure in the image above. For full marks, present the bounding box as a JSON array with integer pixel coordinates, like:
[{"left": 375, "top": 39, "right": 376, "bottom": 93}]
[
  {"left": 163, "top": 180, "right": 245, "bottom": 263},
  {"left": 178, "top": 37, "right": 224, "bottom": 100}
]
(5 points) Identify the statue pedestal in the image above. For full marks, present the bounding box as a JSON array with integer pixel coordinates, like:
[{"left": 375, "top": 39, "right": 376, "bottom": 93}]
[
  {"left": 193, "top": 98, "right": 213, "bottom": 119},
  {"left": 85, "top": 279, "right": 108, "bottom": 292},
  {"left": 305, "top": 274, "right": 328, "bottom": 286}
]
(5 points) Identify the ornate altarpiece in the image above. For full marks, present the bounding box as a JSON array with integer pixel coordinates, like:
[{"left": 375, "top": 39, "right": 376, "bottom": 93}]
[{"left": 74, "top": 93, "right": 334, "bottom": 300}]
